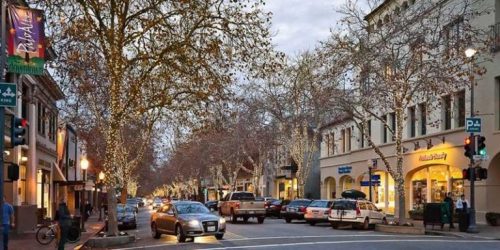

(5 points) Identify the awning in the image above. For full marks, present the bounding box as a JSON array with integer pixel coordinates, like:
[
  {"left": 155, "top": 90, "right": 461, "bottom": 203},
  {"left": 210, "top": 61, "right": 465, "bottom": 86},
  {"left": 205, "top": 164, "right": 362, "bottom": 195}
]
[{"left": 53, "top": 162, "right": 67, "bottom": 182}]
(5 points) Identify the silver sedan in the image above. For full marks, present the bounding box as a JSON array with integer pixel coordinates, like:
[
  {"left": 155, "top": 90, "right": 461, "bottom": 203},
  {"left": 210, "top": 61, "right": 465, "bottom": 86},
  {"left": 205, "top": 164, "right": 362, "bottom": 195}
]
[{"left": 150, "top": 201, "right": 226, "bottom": 242}]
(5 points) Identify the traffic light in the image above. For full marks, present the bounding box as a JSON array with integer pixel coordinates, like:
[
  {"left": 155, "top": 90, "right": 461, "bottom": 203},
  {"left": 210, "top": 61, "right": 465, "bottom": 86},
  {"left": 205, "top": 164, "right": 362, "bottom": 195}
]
[
  {"left": 462, "top": 168, "right": 471, "bottom": 181},
  {"left": 477, "top": 136, "right": 486, "bottom": 156},
  {"left": 463, "top": 136, "right": 475, "bottom": 159},
  {"left": 7, "top": 164, "right": 19, "bottom": 181},
  {"left": 475, "top": 167, "right": 488, "bottom": 180},
  {"left": 11, "top": 116, "right": 27, "bottom": 147}
]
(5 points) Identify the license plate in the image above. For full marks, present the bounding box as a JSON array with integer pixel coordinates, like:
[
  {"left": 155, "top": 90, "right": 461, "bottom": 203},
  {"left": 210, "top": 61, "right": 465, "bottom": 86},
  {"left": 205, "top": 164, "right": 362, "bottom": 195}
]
[
  {"left": 207, "top": 226, "right": 216, "bottom": 232},
  {"left": 118, "top": 221, "right": 123, "bottom": 225},
  {"left": 249, "top": 211, "right": 255, "bottom": 214}
]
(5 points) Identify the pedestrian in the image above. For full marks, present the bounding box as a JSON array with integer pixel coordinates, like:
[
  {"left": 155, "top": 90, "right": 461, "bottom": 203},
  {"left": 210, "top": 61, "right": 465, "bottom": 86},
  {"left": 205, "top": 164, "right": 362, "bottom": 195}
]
[
  {"left": 455, "top": 194, "right": 469, "bottom": 213},
  {"left": 84, "top": 200, "right": 92, "bottom": 221},
  {"left": 443, "top": 192, "right": 455, "bottom": 229},
  {"left": 2, "top": 197, "right": 15, "bottom": 250},
  {"left": 56, "top": 197, "right": 71, "bottom": 250}
]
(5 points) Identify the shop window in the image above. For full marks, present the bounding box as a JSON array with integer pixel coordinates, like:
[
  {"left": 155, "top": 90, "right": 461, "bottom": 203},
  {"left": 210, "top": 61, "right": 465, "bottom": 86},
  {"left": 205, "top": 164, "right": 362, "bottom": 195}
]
[
  {"left": 360, "top": 171, "right": 395, "bottom": 214},
  {"left": 442, "top": 95, "right": 452, "bottom": 130},
  {"left": 340, "top": 175, "right": 355, "bottom": 191},
  {"left": 456, "top": 90, "right": 466, "bottom": 128}
]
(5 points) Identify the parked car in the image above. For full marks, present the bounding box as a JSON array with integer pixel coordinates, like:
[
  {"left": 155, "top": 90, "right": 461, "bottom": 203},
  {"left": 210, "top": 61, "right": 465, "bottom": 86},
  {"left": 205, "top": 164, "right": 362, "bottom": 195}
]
[
  {"left": 117, "top": 204, "right": 137, "bottom": 229},
  {"left": 266, "top": 200, "right": 290, "bottom": 218},
  {"left": 281, "top": 199, "right": 312, "bottom": 223},
  {"left": 127, "top": 198, "right": 139, "bottom": 213},
  {"left": 136, "top": 197, "right": 145, "bottom": 207},
  {"left": 219, "top": 191, "right": 266, "bottom": 224},
  {"left": 150, "top": 201, "right": 226, "bottom": 242},
  {"left": 152, "top": 198, "right": 163, "bottom": 209},
  {"left": 205, "top": 200, "right": 219, "bottom": 212},
  {"left": 328, "top": 199, "right": 387, "bottom": 229},
  {"left": 304, "top": 200, "right": 334, "bottom": 226}
]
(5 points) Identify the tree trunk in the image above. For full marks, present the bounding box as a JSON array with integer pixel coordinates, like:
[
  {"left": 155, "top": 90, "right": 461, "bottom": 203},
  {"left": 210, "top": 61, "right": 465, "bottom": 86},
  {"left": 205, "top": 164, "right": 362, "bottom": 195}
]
[
  {"left": 121, "top": 186, "right": 128, "bottom": 204},
  {"left": 106, "top": 187, "right": 119, "bottom": 236},
  {"left": 397, "top": 183, "right": 406, "bottom": 224}
]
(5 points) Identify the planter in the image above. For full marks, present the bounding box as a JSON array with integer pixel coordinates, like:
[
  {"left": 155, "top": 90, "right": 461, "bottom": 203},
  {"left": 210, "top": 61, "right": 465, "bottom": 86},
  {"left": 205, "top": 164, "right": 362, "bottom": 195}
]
[
  {"left": 375, "top": 224, "right": 425, "bottom": 235},
  {"left": 85, "top": 235, "right": 136, "bottom": 248},
  {"left": 409, "top": 209, "right": 423, "bottom": 221},
  {"left": 485, "top": 212, "right": 500, "bottom": 226}
]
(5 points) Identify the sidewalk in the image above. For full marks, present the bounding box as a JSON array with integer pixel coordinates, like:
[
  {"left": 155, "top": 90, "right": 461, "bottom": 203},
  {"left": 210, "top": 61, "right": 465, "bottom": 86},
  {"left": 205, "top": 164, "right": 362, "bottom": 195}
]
[
  {"left": 411, "top": 219, "right": 500, "bottom": 240},
  {"left": 9, "top": 214, "right": 105, "bottom": 250}
]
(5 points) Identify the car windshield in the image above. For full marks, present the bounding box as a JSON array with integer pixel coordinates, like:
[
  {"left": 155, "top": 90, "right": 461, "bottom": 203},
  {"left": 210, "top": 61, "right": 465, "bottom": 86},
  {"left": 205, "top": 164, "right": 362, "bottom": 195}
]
[
  {"left": 175, "top": 203, "right": 210, "bottom": 214},
  {"left": 231, "top": 192, "right": 255, "bottom": 201},
  {"left": 126, "top": 199, "right": 138, "bottom": 204},
  {"left": 154, "top": 198, "right": 162, "bottom": 203},
  {"left": 289, "top": 200, "right": 311, "bottom": 207},
  {"left": 271, "top": 200, "right": 282, "bottom": 205},
  {"left": 309, "top": 200, "right": 330, "bottom": 208},
  {"left": 117, "top": 205, "right": 134, "bottom": 213},
  {"left": 332, "top": 200, "right": 357, "bottom": 210}
]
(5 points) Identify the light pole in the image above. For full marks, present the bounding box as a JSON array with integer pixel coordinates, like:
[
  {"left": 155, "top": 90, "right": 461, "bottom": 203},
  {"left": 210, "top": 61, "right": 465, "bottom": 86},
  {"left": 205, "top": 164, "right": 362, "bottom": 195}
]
[
  {"left": 98, "top": 171, "right": 105, "bottom": 221},
  {"left": 465, "top": 47, "right": 479, "bottom": 233},
  {"left": 80, "top": 158, "right": 89, "bottom": 232}
]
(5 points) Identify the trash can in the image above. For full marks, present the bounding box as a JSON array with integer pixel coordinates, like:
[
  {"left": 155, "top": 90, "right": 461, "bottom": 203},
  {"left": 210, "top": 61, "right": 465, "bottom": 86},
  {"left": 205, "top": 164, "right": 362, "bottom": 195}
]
[
  {"left": 458, "top": 211, "right": 469, "bottom": 232},
  {"left": 72, "top": 216, "right": 81, "bottom": 229}
]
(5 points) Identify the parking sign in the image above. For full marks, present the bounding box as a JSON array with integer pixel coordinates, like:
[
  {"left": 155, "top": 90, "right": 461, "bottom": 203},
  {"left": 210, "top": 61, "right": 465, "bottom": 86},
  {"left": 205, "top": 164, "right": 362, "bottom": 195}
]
[{"left": 466, "top": 118, "right": 481, "bottom": 133}]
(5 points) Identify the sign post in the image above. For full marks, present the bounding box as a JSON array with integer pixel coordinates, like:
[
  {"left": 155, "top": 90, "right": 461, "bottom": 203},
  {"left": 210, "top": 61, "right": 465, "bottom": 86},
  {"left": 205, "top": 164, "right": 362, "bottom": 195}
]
[{"left": 0, "top": 0, "right": 8, "bottom": 243}]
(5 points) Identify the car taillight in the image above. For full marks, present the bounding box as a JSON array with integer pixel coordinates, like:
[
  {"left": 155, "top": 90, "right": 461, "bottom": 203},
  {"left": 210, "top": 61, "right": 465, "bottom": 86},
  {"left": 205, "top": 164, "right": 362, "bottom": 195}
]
[
  {"left": 299, "top": 206, "right": 306, "bottom": 213},
  {"left": 235, "top": 203, "right": 240, "bottom": 209},
  {"left": 325, "top": 208, "right": 331, "bottom": 215},
  {"left": 282, "top": 205, "right": 287, "bottom": 211},
  {"left": 356, "top": 206, "right": 361, "bottom": 216}
]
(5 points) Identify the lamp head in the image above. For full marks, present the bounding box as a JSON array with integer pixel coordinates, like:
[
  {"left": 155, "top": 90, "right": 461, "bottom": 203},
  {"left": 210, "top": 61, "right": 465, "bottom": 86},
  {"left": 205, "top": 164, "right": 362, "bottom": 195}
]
[
  {"left": 465, "top": 48, "right": 476, "bottom": 58},
  {"left": 81, "top": 158, "right": 89, "bottom": 170}
]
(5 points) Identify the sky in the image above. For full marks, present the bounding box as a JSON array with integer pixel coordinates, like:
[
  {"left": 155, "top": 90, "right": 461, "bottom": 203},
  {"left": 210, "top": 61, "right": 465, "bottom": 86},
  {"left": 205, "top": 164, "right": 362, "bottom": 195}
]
[{"left": 263, "top": 0, "right": 344, "bottom": 55}]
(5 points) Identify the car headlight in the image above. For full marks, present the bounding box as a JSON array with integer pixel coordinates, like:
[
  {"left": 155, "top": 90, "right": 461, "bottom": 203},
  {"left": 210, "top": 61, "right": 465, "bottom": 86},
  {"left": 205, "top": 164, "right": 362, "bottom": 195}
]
[
  {"left": 189, "top": 220, "right": 200, "bottom": 227},
  {"left": 219, "top": 217, "right": 226, "bottom": 224}
]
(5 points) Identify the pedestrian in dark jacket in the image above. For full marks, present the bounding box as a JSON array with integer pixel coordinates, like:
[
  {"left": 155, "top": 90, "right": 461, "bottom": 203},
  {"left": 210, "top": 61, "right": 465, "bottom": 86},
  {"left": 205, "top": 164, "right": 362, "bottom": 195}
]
[
  {"left": 444, "top": 192, "right": 455, "bottom": 229},
  {"left": 84, "top": 200, "right": 92, "bottom": 221},
  {"left": 56, "top": 197, "right": 71, "bottom": 250}
]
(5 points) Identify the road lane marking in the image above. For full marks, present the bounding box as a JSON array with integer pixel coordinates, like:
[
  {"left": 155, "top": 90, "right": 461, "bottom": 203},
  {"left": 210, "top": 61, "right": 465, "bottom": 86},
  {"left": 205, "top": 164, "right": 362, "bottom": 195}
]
[
  {"left": 203, "top": 239, "right": 500, "bottom": 249},
  {"left": 224, "top": 231, "right": 248, "bottom": 240},
  {"left": 115, "top": 242, "right": 178, "bottom": 250},
  {"left": 222, "top": 234, "right": 444, "bottom": 241}
]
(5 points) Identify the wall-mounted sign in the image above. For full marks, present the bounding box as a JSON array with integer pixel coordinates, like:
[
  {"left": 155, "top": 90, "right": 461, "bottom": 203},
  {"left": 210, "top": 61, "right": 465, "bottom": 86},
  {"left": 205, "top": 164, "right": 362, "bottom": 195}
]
[
  {"left": 338, "top": 166, "right": 352, "bottom": 174},
  {"left": 419, "top": 152, "right": 447, "bottom": 161}
]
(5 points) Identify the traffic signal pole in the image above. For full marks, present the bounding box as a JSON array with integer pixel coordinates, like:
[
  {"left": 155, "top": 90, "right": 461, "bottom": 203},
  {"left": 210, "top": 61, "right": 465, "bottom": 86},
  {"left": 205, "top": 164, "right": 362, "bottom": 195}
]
[
  {"left": 467, "top": 57, "right": 479, "bottom": 233},
  {"left": 0, "top": 0, "right": 7, "bottom": 242}
]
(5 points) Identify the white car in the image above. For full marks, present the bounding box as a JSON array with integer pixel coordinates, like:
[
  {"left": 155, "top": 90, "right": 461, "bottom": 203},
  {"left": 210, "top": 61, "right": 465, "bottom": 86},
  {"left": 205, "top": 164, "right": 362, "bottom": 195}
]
[
  {"left": 304, "top": 200, "right": 334, "bottom": 226},
  {"left": 328, "top": 199, "right": 387, "bottom": 229}
]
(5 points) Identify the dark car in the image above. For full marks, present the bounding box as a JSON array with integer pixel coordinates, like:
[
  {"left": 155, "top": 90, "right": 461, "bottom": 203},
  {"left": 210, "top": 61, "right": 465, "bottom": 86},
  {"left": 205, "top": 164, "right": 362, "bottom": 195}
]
[
  {"left": 127, "top": 198, "right": 139, "bottom": 213},
  {"left": 205, "top": 200, "right": 218, "bottom": 212},
  {"left": 266, "top": 200, "right": 290, "bottom": 218},
  {"left": 137, "top": 197, "right": 145, "bottom": 207},
  {"left": 281, "top": 199, "right": 312, "bottom": 223},
  {"left": 117, "top": 204, "right": 137, "bottom": 229}
]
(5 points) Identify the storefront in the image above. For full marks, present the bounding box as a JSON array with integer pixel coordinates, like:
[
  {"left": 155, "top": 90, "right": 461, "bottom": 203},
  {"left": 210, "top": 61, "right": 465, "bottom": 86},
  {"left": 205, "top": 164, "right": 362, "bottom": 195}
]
[
  {"left": 359, "top": 171, "right": 395, "bottom": 214},
  {"left": 275, "top": 177, "right": 297, "bottom": 200}
]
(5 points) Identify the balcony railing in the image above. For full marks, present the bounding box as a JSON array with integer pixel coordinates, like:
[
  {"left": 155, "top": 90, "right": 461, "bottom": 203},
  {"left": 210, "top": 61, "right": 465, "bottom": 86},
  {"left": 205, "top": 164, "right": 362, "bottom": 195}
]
[{"left": 492, "top": 22, "right": 500, "bottom": 53}]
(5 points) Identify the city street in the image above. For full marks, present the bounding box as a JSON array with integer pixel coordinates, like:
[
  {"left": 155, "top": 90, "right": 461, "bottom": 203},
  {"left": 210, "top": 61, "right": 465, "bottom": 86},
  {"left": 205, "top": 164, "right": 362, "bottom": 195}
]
[{"left": 110, "top": 206, "right": 499, "bottom": 250}]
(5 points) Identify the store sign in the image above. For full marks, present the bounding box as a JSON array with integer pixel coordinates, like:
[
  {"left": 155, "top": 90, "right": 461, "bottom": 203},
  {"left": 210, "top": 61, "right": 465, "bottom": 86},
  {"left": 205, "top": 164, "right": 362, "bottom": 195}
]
[
  {"left": 338, "top": 166, "right": 352, "bottom": 174},
  {"left": 419, "top": 152, "right": 447, "bottom": 161},
  {"left": 360, "top": 181, "right": 380, "bottom": 186}
]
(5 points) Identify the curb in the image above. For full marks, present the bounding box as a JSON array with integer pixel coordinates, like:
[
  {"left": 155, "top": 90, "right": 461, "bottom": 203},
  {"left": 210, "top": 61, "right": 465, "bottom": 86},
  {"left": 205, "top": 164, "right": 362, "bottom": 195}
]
[
  {"left": 74, "top": 223, "right": 106, "bottom": 250},
  {"left": 425, "top": 230, "right": 500, "bottom": 240},
  {"left": 375, "top": 224, "right": 425, "bottom": 235}
]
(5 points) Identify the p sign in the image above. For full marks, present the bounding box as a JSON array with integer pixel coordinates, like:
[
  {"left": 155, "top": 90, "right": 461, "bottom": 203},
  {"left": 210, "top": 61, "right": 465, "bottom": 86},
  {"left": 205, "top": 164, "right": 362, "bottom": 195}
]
[{"left": 466, "top": 118, "right": 481, "bottom": 133}]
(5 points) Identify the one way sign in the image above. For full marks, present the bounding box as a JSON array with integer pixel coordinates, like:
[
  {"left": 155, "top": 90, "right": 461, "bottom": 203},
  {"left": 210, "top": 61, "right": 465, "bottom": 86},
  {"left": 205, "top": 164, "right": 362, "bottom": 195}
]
[{"left": 466, "top": 118, "right": 481, "bottom": 133}]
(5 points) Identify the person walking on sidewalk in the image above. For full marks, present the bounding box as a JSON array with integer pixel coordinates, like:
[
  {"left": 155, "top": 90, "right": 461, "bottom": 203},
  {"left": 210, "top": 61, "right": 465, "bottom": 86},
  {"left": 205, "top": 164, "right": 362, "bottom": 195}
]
[
  {"left": 455, "top": 194, "right": 469, "bottom": 214},
  {"left": 444, "top": 192, "right": 455, "bottom": 229},
  {"left": 56, "top": 197, "right": 71, "bottom": 250},
  {"left": 2, "top": 197, "right": 15, "bottom": 250},
  {"left": 84, "top": 200, "right": 92, "bottom": 222}
]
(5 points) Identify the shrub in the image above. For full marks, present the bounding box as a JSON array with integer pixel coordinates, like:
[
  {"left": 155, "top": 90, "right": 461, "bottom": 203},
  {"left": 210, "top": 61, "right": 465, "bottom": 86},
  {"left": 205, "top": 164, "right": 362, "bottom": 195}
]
[
  {"left": 409, "top": 208, "right": 424, "bottom": 220},
  {"left": 485, "top": 212, "right": 500, "bottom": 226}
]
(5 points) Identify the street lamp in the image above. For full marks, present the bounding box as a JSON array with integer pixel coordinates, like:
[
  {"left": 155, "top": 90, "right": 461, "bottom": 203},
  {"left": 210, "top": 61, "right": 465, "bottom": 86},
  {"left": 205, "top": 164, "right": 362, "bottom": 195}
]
[
  {"left": 80, "top": 158, "right": 89, "bottom": 232},
  {"left": 98, "top": 172, "right": 105, "bottom": 221},
  {"left": 464, "top": 47, "right": 479, "bottom": 234}
]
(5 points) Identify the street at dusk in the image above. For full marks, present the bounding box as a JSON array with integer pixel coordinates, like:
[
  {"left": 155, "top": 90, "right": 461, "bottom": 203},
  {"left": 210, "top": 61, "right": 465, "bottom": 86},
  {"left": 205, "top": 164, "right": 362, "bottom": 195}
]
[{"left": 1, "top": 0, "right": 500, "bottom": 249}]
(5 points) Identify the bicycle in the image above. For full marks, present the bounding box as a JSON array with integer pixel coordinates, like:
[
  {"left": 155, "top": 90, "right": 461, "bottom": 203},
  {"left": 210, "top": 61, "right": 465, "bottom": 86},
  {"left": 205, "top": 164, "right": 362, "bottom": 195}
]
[{"left": 36, "top": 221, "right": 81, "bottom": 245}]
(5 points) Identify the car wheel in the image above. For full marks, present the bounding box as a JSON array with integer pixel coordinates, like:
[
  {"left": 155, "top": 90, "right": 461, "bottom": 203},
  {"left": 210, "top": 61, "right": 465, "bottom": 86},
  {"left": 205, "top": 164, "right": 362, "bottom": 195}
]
[
  {"left": 215, "top": 233, "right": 224, "bottom": 240},
  {"left": 151, "top": 223, "right": 161, "bottom": 239},
  {"left": 230, "top": 210, "right": 237, "bottom": 223},
  {"left": 243, "top": 217, "right": 249, "bottom": 223},
  {"left": 257, "top": 217, "right": 265, "bottom": 224},
  {"left": 285, "top": 218, "right": 291, "bottom": 223},
  {"left": 331, "top": 222, "right": 338, "bottom": 229},
  {"left": 176, "top": 224, "right": 187, "bottom": 243},
  {"left": 382, "top": 217, "right": 388, "bottom": 225},
  {"left": 362, "top": 218, "right": 370, "bottom": 230},
  {"left": 309, "top": 221, "right": 316, "bottom": 226}
]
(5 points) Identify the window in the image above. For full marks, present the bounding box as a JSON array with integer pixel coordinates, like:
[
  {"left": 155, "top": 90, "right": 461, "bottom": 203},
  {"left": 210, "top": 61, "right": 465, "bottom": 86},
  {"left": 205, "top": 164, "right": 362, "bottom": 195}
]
[
  {"left": 48, "top": 113, "right": 57, "bottom": 142},
  {"left": 367, "top": 120, "right": 372, "bottom": 139},
  {"left": 443, "top": 95, "right": 452, "bottom": 130},
  {"left": 324, "top": 134, "right": 330, "bottom": 156},
  {"left": 381, "top": 115, "right": 388, "bottom": 143},
  {"left": 330, "top": 133, "right": 335, "bottom": 155},
  {"left": 37, "top": 102, "right": 46, "bottom": 136},
  {"left": 419, "top": 103, "right": 427, "bottom": 135},
  {"left": 408, "top": 106, "right": 416, "bottom": 138},
  {"left": 456, "top": 90, "right": 466, "bottom": 127},
  {"left": 359, "top": 126, "right": 365, "bottom": 148},
  {"left": 444, "top": 17, "right": 464, "bottom": 56},
  {"left": 341, "top": 129, "right": 345, "bottom": 153},
  {"left": 346, "top": 127, "right": 351, "bottom": 152},
  {"left": 389, "top": 112, "right": 396, "bottom": 141}
]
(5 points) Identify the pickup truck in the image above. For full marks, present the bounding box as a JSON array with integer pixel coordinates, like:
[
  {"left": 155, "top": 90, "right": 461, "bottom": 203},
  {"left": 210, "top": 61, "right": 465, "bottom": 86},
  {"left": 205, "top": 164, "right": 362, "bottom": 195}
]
[{"left": 219, "top": 191, "right": 266, "bottom": 224}]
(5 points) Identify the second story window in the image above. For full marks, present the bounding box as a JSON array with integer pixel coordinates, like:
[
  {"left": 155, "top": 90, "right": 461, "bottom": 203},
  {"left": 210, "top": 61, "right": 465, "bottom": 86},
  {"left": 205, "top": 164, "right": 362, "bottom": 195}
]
[
  {"left": 330, "top": 133, "right": 335, "bottom": 156},
  {"left": 341, "top": 129, "right": 346, "bottom": 153},
  {"left": 381, "top": 115, "right": 387, "bottom": 143},
  {"left": 408, "top": 106, "right": 416, "bottom": 138},
  {"left": 346, "top": 127, "right": 352, "bottom": 152},
  {"left": 367, "top": 120, "right": 372, "bottom": 146},
  {"left": 456, "top": 90, "right": 466, "bottom": 128},
  {"left": 419, "top": 103, "right": 427, "bottom": 136},
  {"left": 443, "top": 95, "right": 452, "bottom": 130},
  {"left": 359, "top": 126, "right": 365, "bottom": 149},
  {"left": 37, "top": 102, "right": 46, "bottom": 136},
  {"left": 390, "top": 112, "right": 396, "bottom": 141}
]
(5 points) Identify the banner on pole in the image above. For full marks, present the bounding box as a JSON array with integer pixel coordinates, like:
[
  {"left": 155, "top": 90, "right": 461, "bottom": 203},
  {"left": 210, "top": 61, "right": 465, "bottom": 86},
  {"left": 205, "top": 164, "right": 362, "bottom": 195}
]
[{"left": 7, "top": 6, "right": 45, "bottom": 75}]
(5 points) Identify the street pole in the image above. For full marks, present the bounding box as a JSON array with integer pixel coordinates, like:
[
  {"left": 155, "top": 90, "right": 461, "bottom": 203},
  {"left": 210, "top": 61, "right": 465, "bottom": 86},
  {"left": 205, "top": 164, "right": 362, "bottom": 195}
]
[
  {"left": 98, "top": 182, "right": 102, "bottom": 221},
  {"left": 466, "top": 50, "right": 478, "bottom": 233},
  {"left": 368, "top": 167, "right": 373, "bottom": 202},
  {"left": 81, "top": 169, "right": 87, "bottom": 232},
  {"left": 0, "top": 1, "right": 7, "bottom": 243}
]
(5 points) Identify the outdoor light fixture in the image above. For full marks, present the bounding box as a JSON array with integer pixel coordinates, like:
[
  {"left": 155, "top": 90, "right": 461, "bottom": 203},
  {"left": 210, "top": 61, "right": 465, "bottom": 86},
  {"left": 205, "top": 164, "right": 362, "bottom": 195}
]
[
  {"left": 4, "top": 150, "right": 10, "bottom": 156},
  {"left": 465, "top": 48, "right": 477, "bottom": 58},
  {"left": 81, "top": 158, "right": 89, "bottom": 170},
  {"left": 21, "top": 156, "right": 28, "bottom": 162},
  {"left": 442, "top": 136, "right": 446, "bottom": 144},
  {"left": 413, "top": 141, "right": 420, "bottom": 151},
  {"left": 99, "top": 171, "right": 105, "bottom": 181},
  {"left": 426, "top": 139, "right": 433, "bottom": 149}
]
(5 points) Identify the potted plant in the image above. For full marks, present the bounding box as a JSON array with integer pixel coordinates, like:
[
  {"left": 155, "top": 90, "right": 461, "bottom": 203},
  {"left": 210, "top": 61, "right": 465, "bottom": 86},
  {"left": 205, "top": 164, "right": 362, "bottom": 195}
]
[
  {"left": 409, "top": 208, "right": 424, "bottom": 220},
  {"left": 485, "top": 212, "right": 500, "bottom": 226}
]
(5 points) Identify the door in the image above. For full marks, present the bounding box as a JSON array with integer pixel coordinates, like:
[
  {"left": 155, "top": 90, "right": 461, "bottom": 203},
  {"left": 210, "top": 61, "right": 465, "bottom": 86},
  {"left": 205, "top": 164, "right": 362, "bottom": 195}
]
[
  {"left": 156, "top": 205, "right": 169, "bottom": 232},
  {"left": 164, "top": 205, "right": 177, "bottom": 233},
  {"left": 369, "top": 203, "right": 383, "bottom": 222},
  {"left": 220, "top": 194, "right": 230, "bottom": 215}
]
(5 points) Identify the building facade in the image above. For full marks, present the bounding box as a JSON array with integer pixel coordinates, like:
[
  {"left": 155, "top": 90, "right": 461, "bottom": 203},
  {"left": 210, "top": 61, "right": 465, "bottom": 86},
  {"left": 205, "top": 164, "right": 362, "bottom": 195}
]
[{"left": 320, "top": 0, "right": 500, "bottom": 222}]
